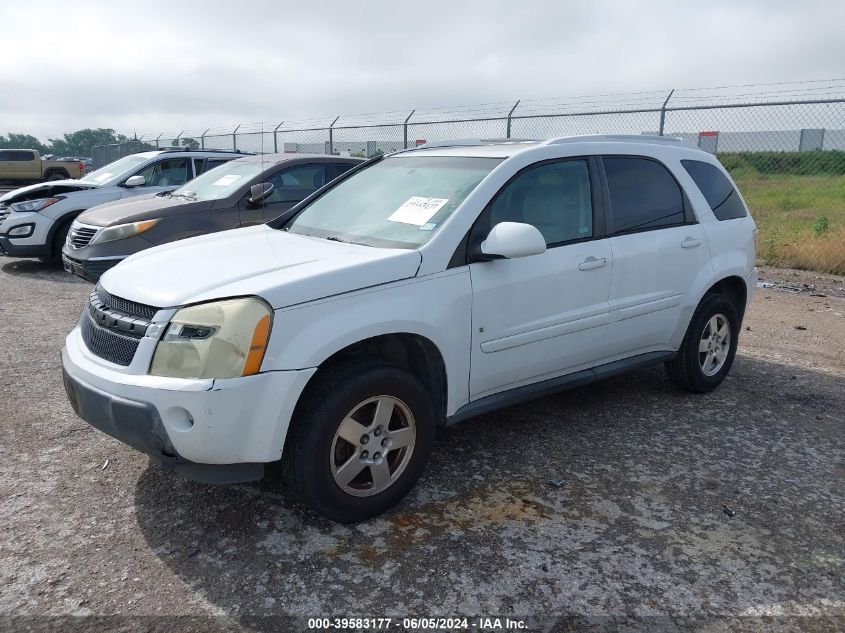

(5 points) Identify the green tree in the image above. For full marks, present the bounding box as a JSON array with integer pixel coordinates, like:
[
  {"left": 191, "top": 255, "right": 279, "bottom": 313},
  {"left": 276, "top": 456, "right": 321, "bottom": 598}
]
[
  {"left": 0, "top": 133, "right": 50, "bottom": 154},
  {"left": 170, "top": 137, "right": 200, "bottom": 150},
  {"left": 48, "top": 128, "right": 128, "bottom": 157}
]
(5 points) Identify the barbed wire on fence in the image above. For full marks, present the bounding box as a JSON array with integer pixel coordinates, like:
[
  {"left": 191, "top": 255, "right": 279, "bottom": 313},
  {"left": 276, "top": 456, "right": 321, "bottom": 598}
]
[{"left": 89, "top": 78, "right": 845, "bottom": 275}]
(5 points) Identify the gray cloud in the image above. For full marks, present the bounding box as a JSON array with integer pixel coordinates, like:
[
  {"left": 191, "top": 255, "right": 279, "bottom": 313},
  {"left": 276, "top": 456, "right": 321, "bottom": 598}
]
[{"left": 3, "top": 0, "right": 844, "bottom": 141}]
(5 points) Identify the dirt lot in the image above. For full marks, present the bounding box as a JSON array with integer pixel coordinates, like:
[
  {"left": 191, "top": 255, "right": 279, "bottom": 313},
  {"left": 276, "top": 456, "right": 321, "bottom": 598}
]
[{"left": 0, "top": 256, "right": 842, "bottom": 631}]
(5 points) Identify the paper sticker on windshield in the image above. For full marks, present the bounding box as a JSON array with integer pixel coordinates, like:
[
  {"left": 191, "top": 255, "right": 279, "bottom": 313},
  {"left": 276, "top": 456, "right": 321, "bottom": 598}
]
[
  {"left": 387, "top": 196, "right": 449, "bottom": 225},
  {"left": 212, "top": 174, "right": 242, "bottom": 186}
]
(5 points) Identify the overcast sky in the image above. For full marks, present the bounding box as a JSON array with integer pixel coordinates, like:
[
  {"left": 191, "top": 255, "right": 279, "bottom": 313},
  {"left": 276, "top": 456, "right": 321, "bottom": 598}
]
[{"left": 3, "top": 0, "right": 844, "bottom": 141}]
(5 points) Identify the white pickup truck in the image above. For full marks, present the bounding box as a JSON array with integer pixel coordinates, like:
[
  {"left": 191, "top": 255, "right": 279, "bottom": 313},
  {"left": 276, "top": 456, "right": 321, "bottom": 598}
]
[
  {"left": 61, "top": 136, "right": 757, "bottom": 522},
  {"left": 0, "top": 149, "right": 248, "bottom": 260}
]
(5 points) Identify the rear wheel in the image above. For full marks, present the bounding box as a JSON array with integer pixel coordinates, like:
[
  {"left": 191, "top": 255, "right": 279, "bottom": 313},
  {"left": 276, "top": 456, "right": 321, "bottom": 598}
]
[
  {"left": 665, "top": 294, "right": 739, "bottom": 393},
  {"left": 283, "top": 360, "right": 435, "bottom": 522},
  {"left": 46, "top": 171, "right": 67, "bottom": 181}
]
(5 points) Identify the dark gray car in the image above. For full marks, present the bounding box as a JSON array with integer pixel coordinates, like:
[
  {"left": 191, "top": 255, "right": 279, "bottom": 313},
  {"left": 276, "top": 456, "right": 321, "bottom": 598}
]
[{"left": 61, "top": 154, "right": 362, "bottom": 281}]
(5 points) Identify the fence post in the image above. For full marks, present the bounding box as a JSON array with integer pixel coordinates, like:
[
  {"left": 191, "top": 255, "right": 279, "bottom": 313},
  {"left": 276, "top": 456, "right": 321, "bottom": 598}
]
[
  {"left": 658, "top": 89, "right": 674, "bottom": 136},
  {"left": 232, "top": 124, "right": 240, "bottom": 151},
  {"left": 328, "top": 116, "right": 340, "bottom": 155},
  {"left": 155, "top": 134, "right": 162, "bottom": 149},
  {"left": 200, "top": 129, "right": 210, "bottom": 150},
  {"left": 273, "top": 122, "right": 284, "bottom": 153},
  {"left": 176, "top": 131, "right": 184, "bottom": 148},
  {"left": 506, "top": 100, "right": 520, "bottom": 138},
  {"left": 403, "top": 110, "right": 415, "bottom": 149}
]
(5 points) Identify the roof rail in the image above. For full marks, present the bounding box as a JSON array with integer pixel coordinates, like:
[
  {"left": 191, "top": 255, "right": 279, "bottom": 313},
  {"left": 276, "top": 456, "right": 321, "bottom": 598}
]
[
  {"left": 157, "top": 147, "right": 254, "bottom": 155},
  {"left": 407, "top": 138, "right": 538, "bottom": 151},
  {"left": 544, "top": 134, "right": 695, "bottom": 147}
]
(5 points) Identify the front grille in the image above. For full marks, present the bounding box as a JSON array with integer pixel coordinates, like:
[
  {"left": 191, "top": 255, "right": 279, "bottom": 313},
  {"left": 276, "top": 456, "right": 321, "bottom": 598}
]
[
  {"left": 79, "top": 286, "right": 159, "bottom": 366},
  {"left": 67, "top": 224, "right": 98, "bottom": 249},
  {"left": 80, "top": 311, "right": 141, "bottom": 366},
  {"left": 96, "top": 284, "right": 158, "bottom": 320}
]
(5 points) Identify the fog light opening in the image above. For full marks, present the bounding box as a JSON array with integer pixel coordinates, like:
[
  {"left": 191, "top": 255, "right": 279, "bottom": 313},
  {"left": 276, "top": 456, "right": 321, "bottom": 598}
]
[
  {"left": 8, "top": 223, "right": 34, "bottom": 238},
  {"left": 165, "top": 407, "right": 194, "bottom": 432}
]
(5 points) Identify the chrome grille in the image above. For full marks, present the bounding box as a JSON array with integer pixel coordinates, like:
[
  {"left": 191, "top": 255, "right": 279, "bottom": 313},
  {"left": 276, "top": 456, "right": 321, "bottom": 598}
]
[
  {"left": 79, "top": 286, "right": 159, "bottom": 366},
  {"left": 67, "top": 224, "right": 98, "bottom": 249}
]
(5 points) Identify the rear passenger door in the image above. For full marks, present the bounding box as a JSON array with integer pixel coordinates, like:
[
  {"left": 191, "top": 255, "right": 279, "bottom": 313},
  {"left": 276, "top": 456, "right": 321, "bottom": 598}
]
[
  {"left": 468, "top": 158, "right": 613, "bottom": 399},
  {"left": 601, "top": 156, "right": 711, "bottom": 357},
  {"left": 11, "top": 150, "right": 39, "bottom": 180}
]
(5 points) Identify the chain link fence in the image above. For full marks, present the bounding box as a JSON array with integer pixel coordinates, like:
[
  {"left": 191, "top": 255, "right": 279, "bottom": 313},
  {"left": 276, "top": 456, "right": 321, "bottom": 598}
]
[{"left": 96, "top": 81, "right": 845, "bottom": 273}]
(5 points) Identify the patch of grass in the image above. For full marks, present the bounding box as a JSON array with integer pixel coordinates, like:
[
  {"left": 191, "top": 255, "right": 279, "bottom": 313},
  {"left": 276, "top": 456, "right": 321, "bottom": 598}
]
[{"left": 718, "top": 155, "right": 845, "bottom": 275}]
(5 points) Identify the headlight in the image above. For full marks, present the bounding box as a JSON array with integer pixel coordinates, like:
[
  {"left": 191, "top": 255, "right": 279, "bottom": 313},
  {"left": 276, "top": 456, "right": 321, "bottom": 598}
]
[
  {"left": 89, "top": 219, "right": 159, "bottom": 245},
  {"left": 149, "top": 297, "right": 273, "bottom": 379},
  {"left": 10, "top": 197, "right": 63, "bottom": 212}
]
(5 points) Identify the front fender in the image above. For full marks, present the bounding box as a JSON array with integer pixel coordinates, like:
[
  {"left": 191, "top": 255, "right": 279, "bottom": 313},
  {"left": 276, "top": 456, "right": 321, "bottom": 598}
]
[{"left": 264, "top": 269, "right": 473, "bottom": 415}]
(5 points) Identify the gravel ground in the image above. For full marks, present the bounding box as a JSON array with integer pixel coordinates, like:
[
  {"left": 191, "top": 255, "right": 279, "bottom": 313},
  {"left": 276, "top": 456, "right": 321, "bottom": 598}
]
[{"left": 0, "top": 256, "right": 842, "bottom": 632}]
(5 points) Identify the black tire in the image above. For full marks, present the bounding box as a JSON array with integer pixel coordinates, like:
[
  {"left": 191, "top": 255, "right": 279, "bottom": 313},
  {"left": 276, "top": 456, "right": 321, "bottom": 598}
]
[
  {"left": 283, "top": 359, "right": 436, "bottom": 522},
  {"left": 665, "top": 293, "right": 740, "bottom": 393},
  {"left": 46, "top": 171, "right": 67, "bottom": 181},
  {"left": 50, "top": 217, "right": 74, "bottom": 262}
]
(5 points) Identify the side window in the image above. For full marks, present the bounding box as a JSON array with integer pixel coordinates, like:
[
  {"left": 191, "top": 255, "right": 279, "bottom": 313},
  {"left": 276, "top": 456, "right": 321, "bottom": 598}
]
[
  {"left": 10, "top": 150, "right": 36, "bottom": 161},
  {"left": 487, "top": 159, "right": 593, "bottom": 246},
  {"left": 193, "top": 158, "right": 205, "bottom": 176},
  {"left": 135, "top": 158, "right": 190, "bottom": 187},
  {"left": 200, "top": 159, "right": 229, "bottom": 175},
  {"left": 0, "top": 151, "right": 10, "bottom": 161},
  {"left": 265, "top": 165, "right": 327, "bottom": 203},
  {"left": 332, "top": 162, "right": 355, "bottom": 179},
  {"left": 682, "top": 159, "right": 747, "bottom": 221},
  {"left": 603, "top": 157, "right": 685, "bottom": 233}
]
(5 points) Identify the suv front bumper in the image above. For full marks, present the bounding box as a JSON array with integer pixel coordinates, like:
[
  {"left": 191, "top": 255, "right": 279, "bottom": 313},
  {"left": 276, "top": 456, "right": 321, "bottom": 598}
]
[
  {"left": 62, "top": 327, "right": 317, "bottom": 482},
  {"left": 62, "top": 252, "right": 123, "bottom": 282},
  {"left": 0, "top": 211, "right": 54, "bottom": 257}
]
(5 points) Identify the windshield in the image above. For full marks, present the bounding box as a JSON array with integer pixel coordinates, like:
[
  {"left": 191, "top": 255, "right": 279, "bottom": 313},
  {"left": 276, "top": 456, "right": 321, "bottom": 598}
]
[
  {"left": 80, "top": 155, "right": 149, "bottom": 184},
  {"left": 172, "top": 161, "right": 264, "bottom": 201},
  {"left": 282, "top": 156, "right": 501, "bottom": 248}
]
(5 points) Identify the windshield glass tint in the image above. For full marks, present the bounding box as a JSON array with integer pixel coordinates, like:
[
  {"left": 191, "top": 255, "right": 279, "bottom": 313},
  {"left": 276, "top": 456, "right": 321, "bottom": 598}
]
[
  {"left": 282, "top": 156, "right": 501, "bottom": 248},
  {"left": 79, "top": 155, "right": 148, "bottom": 184},
  {"left": 173, "top": 161, "right": 265, "bottom": 200}
]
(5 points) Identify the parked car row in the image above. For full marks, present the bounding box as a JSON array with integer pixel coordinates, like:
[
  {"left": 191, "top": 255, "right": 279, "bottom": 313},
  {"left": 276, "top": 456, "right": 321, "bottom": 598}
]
[
  {"left": 2, "top": 136, "right": 758, "bottom": 522},
  {"left": 0, "top": 148, "right": 362, "bottom": 265}
]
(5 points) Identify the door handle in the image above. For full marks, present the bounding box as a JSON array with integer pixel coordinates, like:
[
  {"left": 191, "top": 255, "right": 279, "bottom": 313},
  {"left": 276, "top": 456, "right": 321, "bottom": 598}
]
[
  {"left": 578, "top": 256, "right": 607, "bottom": 271},
  {"left": 682, "top": 237, "right": 701, "bottom": 248}
]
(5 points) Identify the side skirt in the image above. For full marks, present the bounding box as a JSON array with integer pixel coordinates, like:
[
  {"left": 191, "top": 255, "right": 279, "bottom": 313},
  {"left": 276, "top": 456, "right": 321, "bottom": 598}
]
[{"left": 445, "top": 351, "right": 676, "bottom": 426}]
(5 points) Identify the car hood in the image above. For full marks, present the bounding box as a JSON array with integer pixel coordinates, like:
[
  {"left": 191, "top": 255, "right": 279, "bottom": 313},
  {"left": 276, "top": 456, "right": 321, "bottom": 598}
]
[
  {"left": 0, "top": 180, "right": 97, "bottom": 204},
  {"left": 77, "top": 193, "right": 211, "bottom": 227},
  {"left": 100, "top": 224, "right": 422, "bottom": 310}
]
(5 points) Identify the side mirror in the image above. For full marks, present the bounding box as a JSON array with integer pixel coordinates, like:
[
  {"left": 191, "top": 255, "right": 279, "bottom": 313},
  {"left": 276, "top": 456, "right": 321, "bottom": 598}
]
[
  {"left": 248, "top": 182, "right": 275, "bottom": 205},
  {"left": 479, "top": 222, "right": 546, "bottom": 260},
  {"left": 124, "top": 175, "right": 145, "bottom": 187}
]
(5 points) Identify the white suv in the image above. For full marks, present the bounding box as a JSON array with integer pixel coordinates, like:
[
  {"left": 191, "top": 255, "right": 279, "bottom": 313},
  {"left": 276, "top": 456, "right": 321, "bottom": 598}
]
[{"left": 61, "top": 136, "right": 757, "bottom": 522}]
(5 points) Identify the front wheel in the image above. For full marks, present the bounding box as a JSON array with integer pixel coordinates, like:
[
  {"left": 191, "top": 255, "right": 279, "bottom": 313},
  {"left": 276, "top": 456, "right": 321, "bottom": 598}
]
[
  {"left": 283, "top": 360, "right": 436, "bottom": 522},
  {"left": 665, "top": 294, "right": 740, "bottom": 393}
]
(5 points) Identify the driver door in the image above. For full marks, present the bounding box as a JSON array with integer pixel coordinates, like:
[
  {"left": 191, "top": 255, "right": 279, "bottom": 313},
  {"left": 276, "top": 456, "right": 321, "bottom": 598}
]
[
  {"left": 121, "top": 158, "right": 190, "bottom": 198},
  {"left": 468, "top": 157, "right": 613, "bottom": 399}
]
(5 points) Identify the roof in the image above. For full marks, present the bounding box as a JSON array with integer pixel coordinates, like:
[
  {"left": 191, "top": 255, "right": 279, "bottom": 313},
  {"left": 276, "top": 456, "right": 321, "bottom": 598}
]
[{"left": 230, "top": 153, "right": 363, "bottom": 165}]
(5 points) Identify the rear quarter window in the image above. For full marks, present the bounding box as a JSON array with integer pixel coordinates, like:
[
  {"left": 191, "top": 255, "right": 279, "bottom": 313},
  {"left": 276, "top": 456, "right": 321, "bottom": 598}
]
[{"left": 682, "top": 159, "right": 747, "bottom": 221}]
